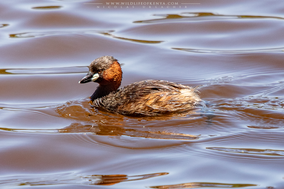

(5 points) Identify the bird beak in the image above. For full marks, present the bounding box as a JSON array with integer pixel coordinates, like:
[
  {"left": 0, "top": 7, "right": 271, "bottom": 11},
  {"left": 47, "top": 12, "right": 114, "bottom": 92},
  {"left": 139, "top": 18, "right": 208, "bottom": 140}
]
[{"left": 79, "top": 73, "right": 99, "bottom": 84}]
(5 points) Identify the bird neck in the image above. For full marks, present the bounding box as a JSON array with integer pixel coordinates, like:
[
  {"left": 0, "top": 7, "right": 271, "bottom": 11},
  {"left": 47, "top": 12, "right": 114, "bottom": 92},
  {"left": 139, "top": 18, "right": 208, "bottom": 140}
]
[{"left": 90, "top": 84, "right": 120, "bottom": 101}]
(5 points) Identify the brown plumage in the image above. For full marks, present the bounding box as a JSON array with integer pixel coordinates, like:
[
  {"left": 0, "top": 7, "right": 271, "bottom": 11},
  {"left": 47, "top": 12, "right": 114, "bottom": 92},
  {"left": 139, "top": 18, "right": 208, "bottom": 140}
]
[{"left": 79, "top": 56, "right": 201, "bottom": 116}]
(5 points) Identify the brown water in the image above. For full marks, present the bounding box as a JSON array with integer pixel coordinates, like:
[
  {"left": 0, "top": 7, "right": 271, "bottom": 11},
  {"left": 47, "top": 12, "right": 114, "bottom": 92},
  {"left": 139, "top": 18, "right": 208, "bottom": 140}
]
[{"left": 1, "top": 0, "right": 284, "bottom": 188}]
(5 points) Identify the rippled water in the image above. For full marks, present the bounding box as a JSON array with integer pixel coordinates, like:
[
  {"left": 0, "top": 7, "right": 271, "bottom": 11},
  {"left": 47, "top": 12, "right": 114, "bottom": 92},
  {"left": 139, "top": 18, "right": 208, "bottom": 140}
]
[{"left": 1, "top": 0, "right": 284, "bottom": 188}]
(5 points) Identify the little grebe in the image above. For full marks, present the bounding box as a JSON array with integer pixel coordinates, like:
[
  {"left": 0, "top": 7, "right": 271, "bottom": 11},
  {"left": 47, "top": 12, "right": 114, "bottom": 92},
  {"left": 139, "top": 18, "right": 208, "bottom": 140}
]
[{"left": 79, "top": 56, "right": 201, "bottom": 116}]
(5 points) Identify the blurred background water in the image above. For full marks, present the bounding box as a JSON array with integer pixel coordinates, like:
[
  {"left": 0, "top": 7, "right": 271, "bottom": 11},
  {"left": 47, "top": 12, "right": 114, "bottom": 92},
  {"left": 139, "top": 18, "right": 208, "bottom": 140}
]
[{"left": 0, "top": 0, "right": 284, "bottom": 188}]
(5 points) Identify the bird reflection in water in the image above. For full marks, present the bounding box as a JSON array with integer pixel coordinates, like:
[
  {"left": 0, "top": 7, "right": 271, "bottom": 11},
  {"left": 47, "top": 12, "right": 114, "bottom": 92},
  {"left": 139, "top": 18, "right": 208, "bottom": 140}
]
[{"left": 59, "top": 122, "right": 199, "bottom": 140}]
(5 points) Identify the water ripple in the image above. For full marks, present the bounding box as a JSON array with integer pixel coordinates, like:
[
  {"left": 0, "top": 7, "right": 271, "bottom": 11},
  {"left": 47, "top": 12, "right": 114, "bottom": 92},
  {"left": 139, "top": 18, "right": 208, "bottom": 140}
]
[
  {"left": 207, "top": 147, "right": 284, "bottom": 157},
  {"left": 9, "top": 30, "right": 163, "bottom": 44},
  {"left": 172, "top": 47, "right": 284, "bottom": 54},
  {"left": 0, "top": 24, "right": 9, "bottom": 28},
  {"left": 0, "top": 66, "right": 86, "bottom": 75},
  {"left": 32, "top": 6, "right": 62, "bottom": 10},
  {"left": 150, "top": 181, "right": 257, "bottom": 188},
  {"left": 134, "top": 12, "right": 284, "bottom": 24},
  {"left": 100, "top": 30, "right": 163, "bottom": 44},
  {"left": 0, "top": 172, "right": 168, "bottom": 187}
]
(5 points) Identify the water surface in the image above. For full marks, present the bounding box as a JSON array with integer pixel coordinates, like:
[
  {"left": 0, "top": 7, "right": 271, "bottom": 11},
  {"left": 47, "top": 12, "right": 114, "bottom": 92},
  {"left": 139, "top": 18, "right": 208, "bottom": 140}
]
[{"left": 1, "top": 0, "right": 284, "bottom": 188}]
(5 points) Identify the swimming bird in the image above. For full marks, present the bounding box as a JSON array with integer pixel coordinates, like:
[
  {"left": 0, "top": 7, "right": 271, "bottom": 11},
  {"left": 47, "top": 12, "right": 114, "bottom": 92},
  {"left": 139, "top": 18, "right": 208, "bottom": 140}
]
[{"left": 79, "top": 56, "right": 201, "bottom": 116}]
